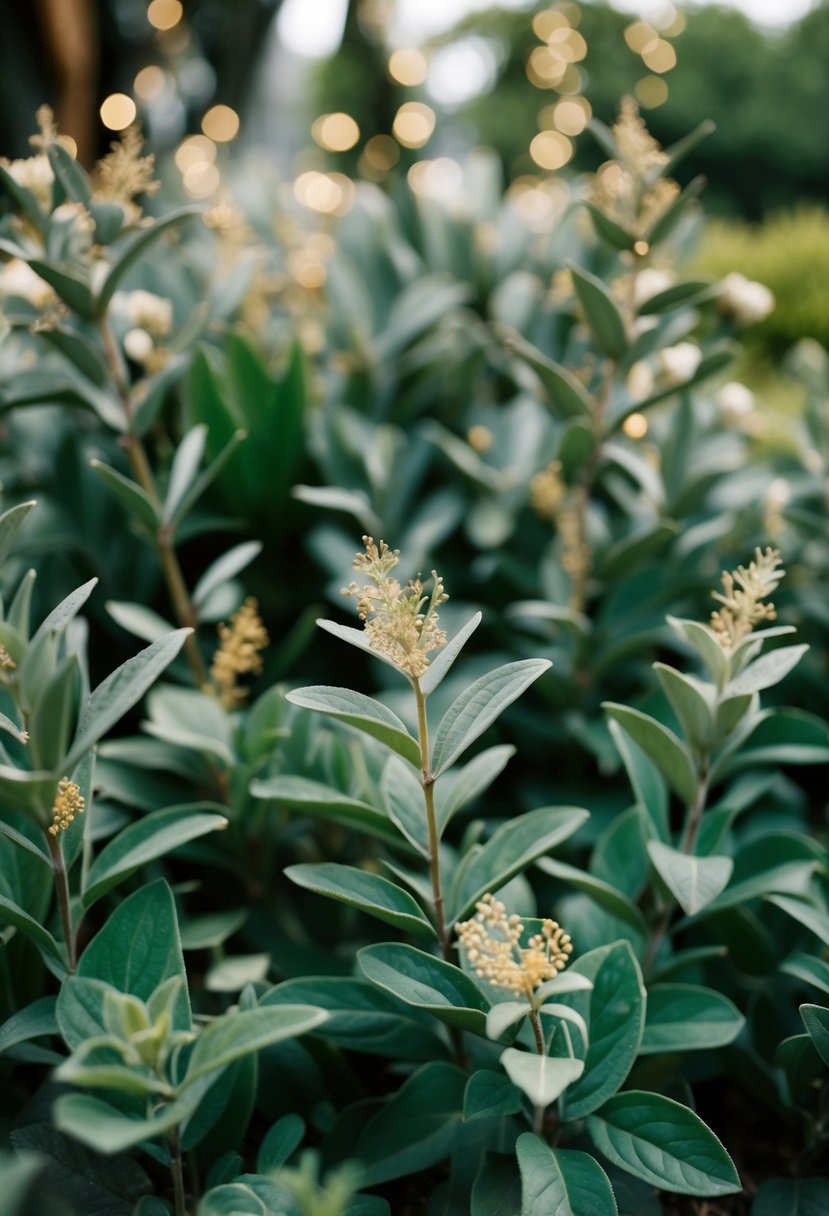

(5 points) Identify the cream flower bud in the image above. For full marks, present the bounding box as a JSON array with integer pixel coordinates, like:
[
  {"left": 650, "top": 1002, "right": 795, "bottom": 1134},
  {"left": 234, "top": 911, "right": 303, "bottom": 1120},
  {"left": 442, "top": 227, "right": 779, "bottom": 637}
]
[
  {"left": 111, "top": 289, "right": 173, "bottom": 336},
  {"left": 626, "top": 360, "right": 654, "bottom": 400},
  {"left": 1, "top": 154, "right": 54, "bottom": 210},
  {"left": 657, "top": 342, "right": 702, "bottom": 386},
  {"left": 123, "top": 327, "right": 154, "bottom": 364},
  {"left": 718, "top": 272, "right": 774, "bottom": 325},
  {"left": 717, "top": 381, "right": 755, "bottom": 424},
  {"left": 0, "top": 258, "right": 56, "bottom": 308},
  {"left": 634, "top": 267, "right": 674, "bottom": 309}
]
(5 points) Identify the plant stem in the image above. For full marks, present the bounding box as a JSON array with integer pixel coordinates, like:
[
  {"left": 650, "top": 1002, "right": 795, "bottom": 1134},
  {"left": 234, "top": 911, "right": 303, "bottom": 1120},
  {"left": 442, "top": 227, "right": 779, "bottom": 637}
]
[
  {"left": 413, "top": 679, "right": 448, "bottom": 957},
  {"left": 529, "top": 1008, "right": 546, "bottom": 1135},
  {"left": 46, "top": 830, "right": 76, "bottom": 973},
  {"left": 169, "top": 1130, "right": 188, "bottom": 1216},
  {"left": 681, "top": 766, "right": 710, "bottom": 856},
  {"left": 99, "top": 317, "right": 208, "bottom": 689}
]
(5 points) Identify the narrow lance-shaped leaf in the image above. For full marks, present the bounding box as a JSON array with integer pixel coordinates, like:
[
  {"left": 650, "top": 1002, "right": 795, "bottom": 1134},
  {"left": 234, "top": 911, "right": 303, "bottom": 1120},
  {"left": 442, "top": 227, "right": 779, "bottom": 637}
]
[
  {"left": 63, "top": 629, "right": 191, "bottom": 772},
  {"left": 285, "top": 686, "right": 421, "bottom": 768},
  {"left": 570, "top": 264, "right": 628, "bottom": 360},
  {"left": 285, "top": 863, "right": 436, "bottom": 938},
  {"left": 603, "top": 703, "right": 697, "bottom": 808},
  {"left": 432, "top": 659, "right": 551, "bottom": 777},
  {"left": 162, "top": 425, "right": 207, "bottom": 525}
]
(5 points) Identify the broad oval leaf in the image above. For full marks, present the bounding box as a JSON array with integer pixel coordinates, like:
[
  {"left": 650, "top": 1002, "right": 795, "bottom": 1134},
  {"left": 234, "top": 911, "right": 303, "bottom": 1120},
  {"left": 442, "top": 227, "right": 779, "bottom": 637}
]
[
  {"left": 570, "top": 264, "right": 628, "bottom": 360},
  {"left": 359, "top": 942, "right": 489, "bottom": 1034},
  {"left": 641, "top": 984, "right": 745, "bottom": 1054},
  {"left": 500, "top": 1049, "right": 584, "bottom": 1108},
  {"left": 603, "top": 704, "right": 697, "bottom": 808},
  {"left": 285, "top": 686, "right": 421, "bottom": 768},
  {"left": 450, "top": 805, "right": 589, "bottom": 922},
  {"left": 182, "top": 1005, "right": 328, "bottom": 1092},
  {"left": 432, "top": 659, "right": 551, "bottom": 777},
  {"left": 463, "top": 1069, "right": 523, "bottom": 1122},
  {"left": 586, "top": 1092, "right": 741, "bottom": 1197},
  {"left": 517, "top": 1135, "right": 618, "bottom": 1216},
  {"left": 285, "top": 862, "right": 435, "bottom": 938},
  {"left": 557, "top": 941, "right": 645, "bottom": 1120},
  {"left": 800, "top": 1003, "right": 829, "bottom": 1066},
  {"left": 647, "top": 841, "right": 733, "bottom": 918}
]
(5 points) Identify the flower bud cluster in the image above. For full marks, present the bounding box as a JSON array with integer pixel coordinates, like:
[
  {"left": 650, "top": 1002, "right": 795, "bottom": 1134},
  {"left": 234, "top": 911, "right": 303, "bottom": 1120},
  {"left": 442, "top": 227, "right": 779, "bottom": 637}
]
[{"left": 456, "top": 893, "right": 573, "bottom": 999}]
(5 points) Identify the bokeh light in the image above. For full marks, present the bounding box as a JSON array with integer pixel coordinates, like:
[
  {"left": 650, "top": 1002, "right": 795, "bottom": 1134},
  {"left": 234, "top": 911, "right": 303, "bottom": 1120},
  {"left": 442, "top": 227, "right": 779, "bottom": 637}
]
[
  {"left": 134, "top": 65, "right": 166, "bottom": 101},
  {"left": 311, "top": 112, "right": 361, "bottom": 152},
  {"left": 392, "top": 101, "right": 436, "bottom": 148},
  {"left": 635, "top": 75, "right": 670, "bottom": 107},
  {"left": 201, "top": 105, "right": 240, "bottom": 142},
  {"left": 100, "top": 93, "right": 137, "bottom": 130},
  {"left": 529, "top": 130, "right": 573, "bottom": 170},
  {"left": 622, "top": 412, "right": 649, "bottom": 439},
  {"left": 147, "top": 0, "right": 183, "bottom": 31},
  {"left": 642, "top": 39, "right": 677, "bottom": 73},
  {"left": 388, "top": 48, "right": 428, "bottom": 85}
]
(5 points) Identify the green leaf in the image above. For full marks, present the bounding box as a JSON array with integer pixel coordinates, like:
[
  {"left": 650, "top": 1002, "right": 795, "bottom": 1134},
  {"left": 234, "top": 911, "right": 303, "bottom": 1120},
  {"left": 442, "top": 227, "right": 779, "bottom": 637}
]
[
  {"left": 502, "top": 328, "right": 593, "bottom": 420},
  {"left": 359, "top": 942, "right": 489, "bottom": 1034},
  {"left": 26, "top": 257, "right": 94, "bottom": 317},
  {"left": 53, "top": 1091, "right": 194, "bottom": 1153},
  {"left": 517, "top": 1135, "right": 618, "bottom": 1216},
  {"left": 603, "top": 704, "right": 697, "bottom": 807},
  {"left": 463, "top": 1070, "right": 523, "bottom": 1122},
  {"left": 653, "top": 663, "right": 714, "bottom": 750},
  {"left": 781, "top": 953, "right": 829, "bottom": 996},
  {"left": 285, "top": 863, "right": 435, "bottom": 938},
  {"left": 646, "top": 175, "right": 705, "bottom": 245},
  {"left": 451, "top": 805, "right": 589, "bottom": 921},
  {"left": 381, "top": 754, "right": 429, "bottom": 855},
  {"left": 570, "top": 265, "right": 628, "bottom": 360},
  {"left": 607, "top": 720, "right": 668, "bottom": 843},
  {"left": 485, "top": 1000, "right": 532, "bottom": 1041},
  {"left": 667, "top": 616, "right": 729, "bottom": 688},
  {"left": 471, "top": 1154, "right": 521, "bottom": 1216},
  {"left": 261, "top": 976, "right": 446, "bottom": 1061},
  {"left": 256, "top": 1113, "right": 305, "bottom": 1175},
  {"left": 97, "top": 206, "right": 202, "bottom": 312},
  {"left": 800, "top": 1004, "right": 829, "bottom": 1065},
  {"left": 199, "top": 1184, "right": 270, "bottom": 1216},
  {"left": 27, "top": 652, "right": 82, "bottom": 771},
  {"left": 586, "top": 1092, "right": 741, "bottom": 1197},
  {"left": 500, "top": 1049, "right": 584, "bottom": 1108},
  {"left": 58, "top": 880, "right": 190, "bottom": 1048},
  {"left": 723, "top": 645, "right": 808, "bottom": 697},
  {"left": 63, "top": 629, "right": 191, "bottom": 772},
  {"left": 437, "top": 744, "right": 516, "bottom": 834},
  {"left": 0, "top": 995, "right": 58, "bottom": 1055},
  {"left": 641, "top": 984, "right": 744, "bottom": 1054},
  {"left": 250, "top": 775, "right": 404, "bottom": 850},
  {"left": 316, "top": 618, "right": 404, "bottom": 675},
  {"left": 752, "top": 1177, "right": 829, "bottom": 1216},
  {"left": 82, "top": 803, "right": 228, "bottom": 909},
  {"left": 107, "top": 600, "right": 176, "bottom": 644},
  {"left": 638, "top": 279, "right": 716, "bottom": 315},
  {"left": 557, "top": 941, "right": 645, "bottom": 1120},
  {"left": 648, "top": 842, "right": 733, "bottom": 917},
  {"left": 163, "top": 425, "right": 207, "bottom": 525},
  {"left": 285, "top": 686, "right": 421, "bottom": 768},
  {"left": 47, "top": 141, "right": 93, "bottom": 204},
  {"left": 38, "top": 325, "right": 109, "bottom": 386},
  {"left": 182, "top": 1005, "right": 328, "bottom": 1092},
  {"left": 169, "top": 429, "right": 248, "bottom": 531},
  {"left": 537, "top": 857, "right": 648, "bottom": 935},
  {"left": 0, "top": 500, "right": 36, "bottom": 566},
  {"left": 663, "top": 120, "right": 716, "bottom": 174},
  {"left": 353, "top": 1061, "right": 466, "bottom": 1187},
  {"left": 584, "top": 203, "right": 635, "bottom": 251},
  {"left": 419, "top": 612, "right": 482, "bottom": 696},
  {"left": 90, "top": 459, "right": 160, "bottom": 533},
  {"left": 0, "top": 892, "right": 64, "bottom": 961},
  {"left": 432, "top": 659, "right": 552, "bottom": 777},
  {"left": 0, "top": 163, "right": 47, "bottom": 229}
]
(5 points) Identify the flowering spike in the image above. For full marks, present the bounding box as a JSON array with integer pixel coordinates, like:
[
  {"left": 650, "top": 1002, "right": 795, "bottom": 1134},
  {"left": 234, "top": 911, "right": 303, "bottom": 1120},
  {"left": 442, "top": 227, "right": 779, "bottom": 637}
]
[
  {"left": 48, "top": 777, "right": 84, "bottom": 836},
  {"left": 456, "top": 893, "right": 573, "bottom": 1000},
  {"left": 343, "top": 536, "right": 448, "bottom": 679},
  {"left": 710, "top": 547, "right": 783, "bottom": 652},
  {"left": 210, "top": 597, "right": 269, "bottom": 709}
]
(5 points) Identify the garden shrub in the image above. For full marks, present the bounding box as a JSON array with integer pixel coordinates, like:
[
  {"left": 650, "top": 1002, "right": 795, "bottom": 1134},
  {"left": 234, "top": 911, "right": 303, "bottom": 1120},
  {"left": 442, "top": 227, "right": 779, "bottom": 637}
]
[{"left": 0, "top": 98, "right": 827, "bottom": 1216}]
